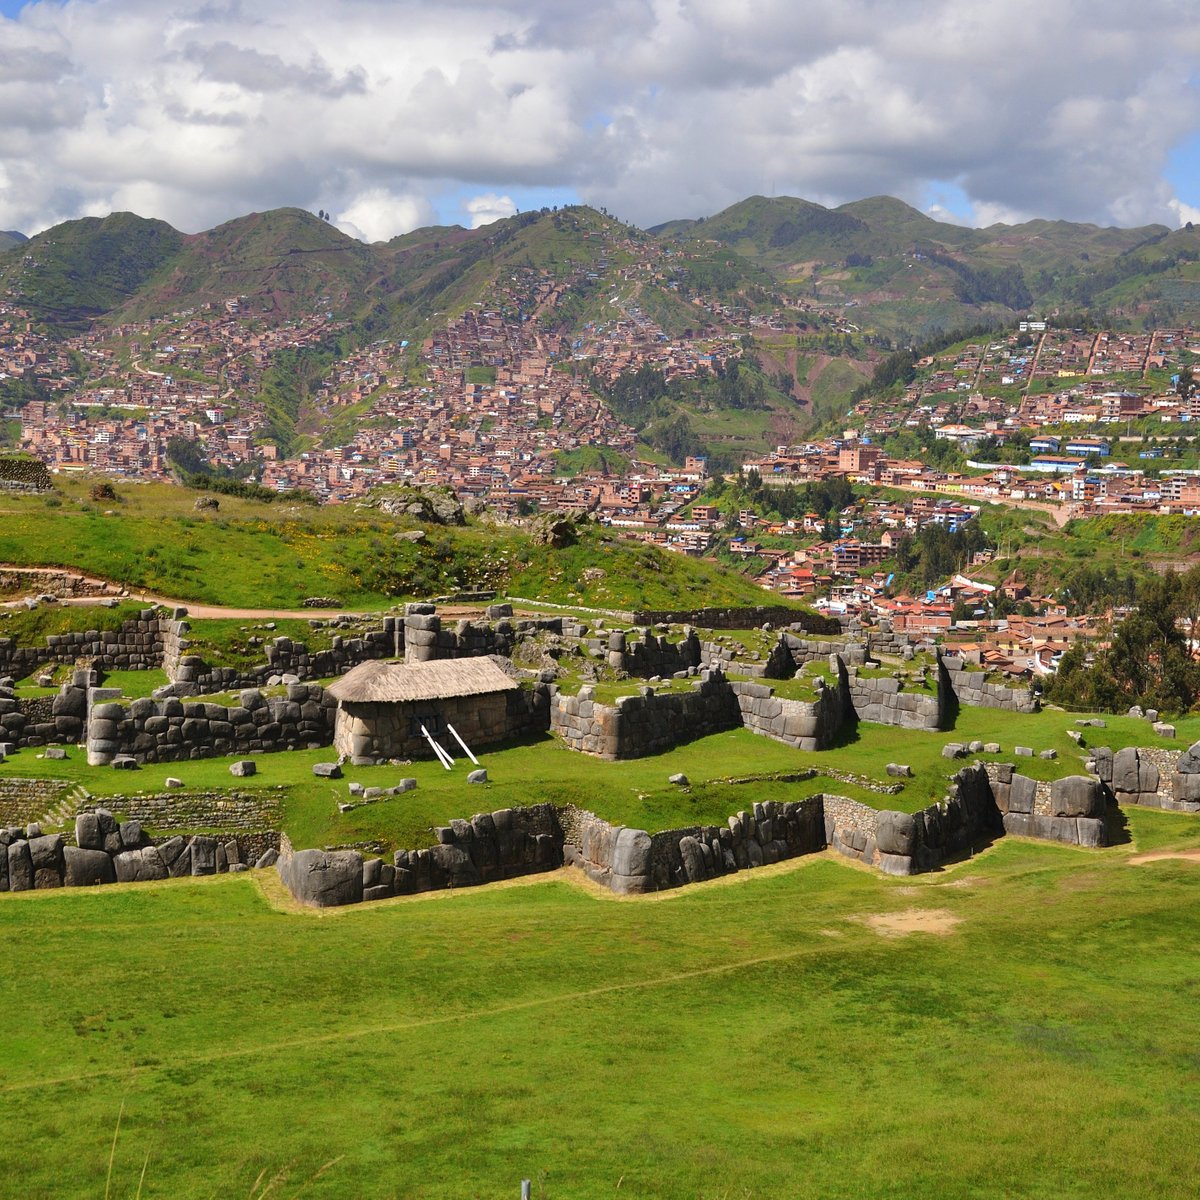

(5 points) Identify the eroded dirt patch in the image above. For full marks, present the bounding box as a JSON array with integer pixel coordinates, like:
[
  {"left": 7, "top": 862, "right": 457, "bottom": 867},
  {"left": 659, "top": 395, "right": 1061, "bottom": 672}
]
[
  {"left": 858, "top": 909, "right": 962, "bottom": 937},
  {"left": 1129, "top": 849, "right": 1200, "bottom": 866}
]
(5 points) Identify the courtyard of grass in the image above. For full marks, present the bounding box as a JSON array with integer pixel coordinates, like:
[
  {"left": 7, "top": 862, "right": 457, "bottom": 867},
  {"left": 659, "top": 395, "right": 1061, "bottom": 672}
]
[
  {"left": 4, "top": 703, "right": 1195, "bottom": 854},
  {"left": 2, "top": 803, "right": 1200, "bottom": 1198}
]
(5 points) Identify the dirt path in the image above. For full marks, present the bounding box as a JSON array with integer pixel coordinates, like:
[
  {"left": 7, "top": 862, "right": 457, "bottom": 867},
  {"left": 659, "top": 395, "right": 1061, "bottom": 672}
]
[
  {"left": 0, "top": 564, "right": 494, "bottom": 621},
  {"left": 1129, "top": 849, "right": 1200, "bottom": 866}
]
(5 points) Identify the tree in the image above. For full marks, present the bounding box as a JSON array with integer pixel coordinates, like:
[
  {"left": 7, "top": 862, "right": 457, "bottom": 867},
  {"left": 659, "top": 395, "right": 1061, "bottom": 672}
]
[{"left": 1044, "top": 571, "right": 1200, "bottom": 714}]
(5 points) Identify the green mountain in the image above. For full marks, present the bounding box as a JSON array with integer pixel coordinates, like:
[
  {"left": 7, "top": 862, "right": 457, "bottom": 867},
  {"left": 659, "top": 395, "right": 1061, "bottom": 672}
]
[
  {"left": 0, "top": 230, "right": 26, "bottom": 252},
  {"left": 119, "top": 207, "right": 379, "bottom": 323},
  {"left": 651, "top": 195, "right": 1186, "bottom": 340},
  {"left": 0, "top": 212, "right": 183, "bottom": 332}
]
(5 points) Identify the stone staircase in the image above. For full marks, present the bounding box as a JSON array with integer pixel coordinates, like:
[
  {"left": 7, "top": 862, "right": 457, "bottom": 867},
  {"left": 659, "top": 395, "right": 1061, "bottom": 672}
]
[{"left": 38, "top": 783, "right": 92, "bottom": 836}]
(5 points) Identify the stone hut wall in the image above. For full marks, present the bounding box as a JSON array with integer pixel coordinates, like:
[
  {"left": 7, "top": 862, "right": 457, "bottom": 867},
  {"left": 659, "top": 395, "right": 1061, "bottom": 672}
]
[
  {"left": 85, "top": 683, "right": 336, "bottom": 765},
  {"left": 333, "top": 687, "right": 529, "bottom": 765}
]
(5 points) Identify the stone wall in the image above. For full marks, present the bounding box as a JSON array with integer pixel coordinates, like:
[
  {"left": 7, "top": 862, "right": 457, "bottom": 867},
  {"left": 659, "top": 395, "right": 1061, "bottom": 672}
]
[
  {"left": 631, "top": 605, "right": 840, "bottom": 634},
  {"left": 0, "top": 608, "right": 169, "bottom": 681},
  {"left": 277, "top": 803, "right": 563, "bottom": 907},
  {"left": 564, "top": 798, "right": 829, "bottom": 895},
  {"left": 0, "top": 778, "right": 73, "bottom": 827},
  {"left": 0, "top": 676, "right": 87, "bottom": 750},
  {"left": 1, "top": 807, "right": 279, "bottom": 892},
  {"left": 731, "top": 673, "right": 848, "bottom": 753},
  {"left": 845, "top": 666, "right": 944, "bottom": 731},
  {"left": 987, "top": 765, "right": 1107, "bottom": 847},
  {"left": 550, "top": 670, "right": 742, "bottom": 760},
  {"left": 0, "top": 567, "right": 123, "bottom": 600},
  {"left": 940, "top": 657, "right": 1040, "bottom": 714},
  {"left": 163, "top": 618, "right": 401, "bottom": 695},
  {"left": 780, "top": 635, "right": 868, "bottom": 669},
  {"left": 85, "top": 683, "right": 336, "bottom": 765},
  {"left": 825, "top": 765, "right": 1005, "bottom": 874},
  {"left": 1088, "top": 744, "right": 1200, "bottom": 813}
]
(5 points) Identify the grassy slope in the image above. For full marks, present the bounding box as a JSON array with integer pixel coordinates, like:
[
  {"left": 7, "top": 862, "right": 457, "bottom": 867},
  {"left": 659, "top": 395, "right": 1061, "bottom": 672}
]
[
  {"left": 3, "top": 803, "right": 1200, "bottom": 1197},
  {"left": 0, "top": 480, "right": 782, "bottom": 611}
]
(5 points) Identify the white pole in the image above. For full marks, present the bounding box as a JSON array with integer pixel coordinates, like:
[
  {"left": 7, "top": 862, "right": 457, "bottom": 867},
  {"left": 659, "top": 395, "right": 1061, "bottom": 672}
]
[
  {"left": 446, "top": 722, "right": 480, "bottom": 765},
  {"left": 420, "top": 723, "right": 453, "bottom": 770}
]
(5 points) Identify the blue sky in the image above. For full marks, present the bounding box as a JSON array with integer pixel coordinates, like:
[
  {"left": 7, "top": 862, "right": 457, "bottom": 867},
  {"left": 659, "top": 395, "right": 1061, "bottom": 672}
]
[{"left": 2, "top": 0, "right": 1200, "bottom": 239}]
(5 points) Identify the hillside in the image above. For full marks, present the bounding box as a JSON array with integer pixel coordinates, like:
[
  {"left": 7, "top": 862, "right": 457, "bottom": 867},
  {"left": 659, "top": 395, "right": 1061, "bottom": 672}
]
[
  {"left": 119, "top": 207, "right": 381, "bottom": 323},
  {"left": 652, "top": 194, "right": 1188, "bottom": 340},
  {"left": 0, "top": 477, "right": 800, "bottom": 612},
  {"left": 0, "top": 230, "right": 26, "bottom": 252},
  {"left": 0, "top": 212, "right": 184, "bottom": 332}
]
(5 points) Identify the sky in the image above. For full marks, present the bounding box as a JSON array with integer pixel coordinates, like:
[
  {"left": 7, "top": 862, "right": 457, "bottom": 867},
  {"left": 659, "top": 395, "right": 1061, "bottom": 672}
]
[{"left": 2, "top": 0, "right": 1200, "bottom": 242}]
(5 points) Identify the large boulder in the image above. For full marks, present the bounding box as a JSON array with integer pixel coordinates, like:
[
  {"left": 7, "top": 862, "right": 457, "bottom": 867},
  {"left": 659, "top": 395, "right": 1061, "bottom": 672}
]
[
  {"left": 277, "top": 849, "right": 364, "bottom": 908},
  {"left": 1178, "top": 740, "right": 1200, "bottom": 775},
  {"left": 1008, "top": 774, "right": 1037, "bottom": 815},
  {"left": 75, "top": 812, "right": 104, "bottom": 851},
  {"left": 7, "top": 840, "right": 33, "bottom": 891},
  {"left": 678, "top": 836, "right": 708, "bottom": 884},
  {"left": 1050, "top": 776, "right": 1106, "bottom": 819},
  {"left": 875, "top": 810, "right": 917, "bottom": 857},
  {"left": 112, "top": 846, "right": 168, "bottom": 883},
  {"left": 64, "top": 846, "right": 116, "bottom": 887},
  {"left": 28, "top": 833, "right": 64, "bottom": 875},
  {"left": 1112, "top": 747, "right": 1158, "bottom": 796}
]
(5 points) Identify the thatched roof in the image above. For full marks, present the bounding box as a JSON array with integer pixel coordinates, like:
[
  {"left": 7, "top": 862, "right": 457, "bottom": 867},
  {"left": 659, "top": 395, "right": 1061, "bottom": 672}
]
[{"left": 326, "top": 658, "right": 519, "bottom": 704}]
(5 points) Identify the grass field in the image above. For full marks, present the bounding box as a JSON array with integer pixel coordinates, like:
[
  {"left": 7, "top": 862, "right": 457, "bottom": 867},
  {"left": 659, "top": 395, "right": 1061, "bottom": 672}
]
[
  {"left": 3, "top": 804, "right": 1200, "bottom": 1198},
  {"left": 0, "top": 480, "right": 789, "bottom": 612}
]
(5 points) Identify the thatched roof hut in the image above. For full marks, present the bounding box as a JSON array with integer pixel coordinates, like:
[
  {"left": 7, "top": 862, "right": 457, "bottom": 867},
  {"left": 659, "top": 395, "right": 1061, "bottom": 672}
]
[
  {"left": 327, "top": 657, "right": 518, "bottom": 704},
  {"left": 328, "top": 658, "right": 522, "bottom": 765}
]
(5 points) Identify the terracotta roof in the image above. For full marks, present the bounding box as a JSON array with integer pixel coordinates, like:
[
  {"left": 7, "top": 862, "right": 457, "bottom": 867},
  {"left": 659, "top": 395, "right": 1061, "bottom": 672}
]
[{"left": 327, "top": 657, "right": 518, "bottom": 703}]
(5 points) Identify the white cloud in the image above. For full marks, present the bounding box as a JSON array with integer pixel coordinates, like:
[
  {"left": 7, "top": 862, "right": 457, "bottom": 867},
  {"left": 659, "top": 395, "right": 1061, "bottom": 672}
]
[
  {"left": 464, "top": 192, "right": 517, "bottom": 228},
  {"left": 0, "top": 0, "right": 1198, "bottom": 237},
  {"left": 335, "top": 188, "right": 436, "bottom": 243}
]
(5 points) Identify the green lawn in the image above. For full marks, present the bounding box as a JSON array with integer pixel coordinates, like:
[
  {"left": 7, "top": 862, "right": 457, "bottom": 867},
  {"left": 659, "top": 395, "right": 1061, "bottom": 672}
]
[
  {"left": 3, "top": 805, "right": 1200, "bottom": 1197},
  {"left": 0, "top": 480, "right": 786, "bottom": 612}
]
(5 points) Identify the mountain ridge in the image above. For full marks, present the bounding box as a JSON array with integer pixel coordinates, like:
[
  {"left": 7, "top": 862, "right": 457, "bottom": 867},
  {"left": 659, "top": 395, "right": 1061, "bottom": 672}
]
[{"left": 4, "top": 195, "right": 1200, "bottom": 347}]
